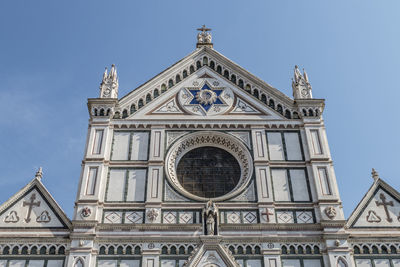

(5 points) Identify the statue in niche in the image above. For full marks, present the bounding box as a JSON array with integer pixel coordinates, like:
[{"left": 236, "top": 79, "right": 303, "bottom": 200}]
[{"left": 204, "top": 200, "right": 218, "bottom": 235}]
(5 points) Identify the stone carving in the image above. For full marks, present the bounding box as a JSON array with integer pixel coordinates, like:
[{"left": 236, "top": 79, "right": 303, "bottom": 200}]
[
  {"left": 36, "top": 211, "right": 51, "bottom": 223},
  {"left": 146, "top": 208, "right": 159, "bottom": 222},
  {"left": 375, "top": 193, "right": 394, "bottom": 222},
  {"left": 292, "top": 65, "right": 312, "bottom": 99},
  {"left": 80, "top": 207, "right": 92, "bottom": 218},
  {"left": 4, "top": 211, "right": 19, "bottom": 223},
  {"left": 230, "top": 98, "right": 259, "bottom": 114},
  {"left": 324, "top": 206, "right": 337, "bottom": 219},
  {"left": 204, "top": 200, "right": 218, "bottom": 235},
  {"left": 154, "top": 99, "right": 183, "bottom": 114},
  {"left": 366, "top": 210, "right": 381, "bottom": 223},
  {"left": 23, "top": 193, "right": 41, "bottom": 223},
  {"left": 196, "top": 25, "right": 212, "bottom": 47},
  {"left": 165, "top": 131, "right": 253, "bottom": 201}
]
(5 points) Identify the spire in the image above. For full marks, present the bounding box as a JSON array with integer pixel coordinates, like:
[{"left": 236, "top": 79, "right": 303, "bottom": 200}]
[
  {"left": 371, "top": 168, "right": 380, "bottom": 181},
  {"left": 35, "top": 167, "right": 43, "bottom": 180},
  {"left": 196, "top": 25, "right": 213, "bottom": 48},
  {"left": 99, "top": 64, "right": 119, "bottom": 98},
  {"left": 292, "top": 65, "right": 312, "bottom": 99}
]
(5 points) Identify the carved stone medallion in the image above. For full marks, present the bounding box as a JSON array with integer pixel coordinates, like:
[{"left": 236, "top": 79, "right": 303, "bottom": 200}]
[{"left": 324, "top": 206, "right": 337, "bottom": 219}]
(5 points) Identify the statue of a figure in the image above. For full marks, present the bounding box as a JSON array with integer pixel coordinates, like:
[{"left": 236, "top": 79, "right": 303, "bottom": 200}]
[
  {"left": 204, "top": 200, "right": 218, "bottom": 235},
  {"left": 204, "top": 33, "right": 212, "bottom": 43},
  {"left": 206, "top": 213, "right": 215, "bottom": 235},
  {"left": 197, "top": 32, "right": 204, "bottom": 43}
]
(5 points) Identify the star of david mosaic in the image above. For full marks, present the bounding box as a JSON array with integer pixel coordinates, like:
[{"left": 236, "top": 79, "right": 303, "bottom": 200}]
[
  {"left": 187, "top": 83, "right": 225, "bottom": 112},
  {"left": 178, "top": 80, "right": 234, "bottom": 115}
]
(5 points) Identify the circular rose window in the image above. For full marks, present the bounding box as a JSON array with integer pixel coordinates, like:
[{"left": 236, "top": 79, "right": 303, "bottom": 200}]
[
  {"left": 165, "top": 131, "right": 253, "bottom": 201},
  {"left": 176, "top": 146, "right": 241, "bottom": 198}
]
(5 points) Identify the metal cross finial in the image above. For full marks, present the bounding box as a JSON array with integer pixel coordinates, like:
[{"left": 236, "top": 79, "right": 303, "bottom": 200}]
[{"left": 197, "top": 25, "right": 211, "bottom": 33}]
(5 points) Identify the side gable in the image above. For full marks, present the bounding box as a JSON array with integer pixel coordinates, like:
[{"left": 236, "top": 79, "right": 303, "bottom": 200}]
[
  {"left": 347, "top": 178, "right": 400, "bottom": 228},
  {"left": 0, "top": 177, "right": 71, "bottom": 229}
]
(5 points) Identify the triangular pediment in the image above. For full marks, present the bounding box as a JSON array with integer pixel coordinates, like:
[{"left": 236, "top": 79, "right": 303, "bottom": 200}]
[
  {"left": 347, "top": 178, "right": 400, "bottom": 228},
  {"left": 116, "top": 47, "right": 299, "bottom": 122},
  {"left": 0, "top": 178, "right": 71, "bottom": 229},
  {"left": 183, "top": 240, "right": 239, "bottom": 267},
  {"left": 123, "top": 68, "right": 286, "bottom": 121}
]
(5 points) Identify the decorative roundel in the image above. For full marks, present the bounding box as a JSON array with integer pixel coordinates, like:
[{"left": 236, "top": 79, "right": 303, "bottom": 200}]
[
  {"left": 165, "top": 131, "right": 253, "bottom": 201},
  {"left": 178, "top": 81, "right": 234, "bottom": 115}
]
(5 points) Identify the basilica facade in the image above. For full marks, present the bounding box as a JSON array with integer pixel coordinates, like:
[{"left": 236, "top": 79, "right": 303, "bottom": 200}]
[{"left": 0, "top": 28, "right": 399, "bottom": 267}]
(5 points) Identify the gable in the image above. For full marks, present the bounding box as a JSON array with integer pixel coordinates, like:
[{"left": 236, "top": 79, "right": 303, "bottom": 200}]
[
  {"left": 183, "top": 243, "right": 240, "bottom": 267},
  {"left": 0, "top": 179, "right": 70, "bottom": 229},
  {"left": 126, "top": 68, "right": 286, "bottom": 121},
  {"left": 116, "top": 47, "right": 300, "bottom": 121},
  {"left": 349, "top": 183, "right": 400, "bottom": 228}
]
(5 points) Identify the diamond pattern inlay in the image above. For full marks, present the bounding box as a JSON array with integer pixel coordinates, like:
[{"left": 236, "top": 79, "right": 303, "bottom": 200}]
[
  {"left": 277, "top": 211, "right": 294, "bottom": 223},
  {"left": 179, "top": 212, "right": 193, "bottom": 224},
  {"left": 125, "top": 211, "right": 143, "bottom": 224},
  {"left": 243, "top": 212, "right": 257, "bottom": 224},
  {"left": 227, "top": 211, "right": 241, "bottom": 224},
  {"left": 104, "top": 212, "right": 122, "bottom": 224},
  {"left": 163, "top": 211, "right": 177, "bottom": 224},
  {"left": 296, "top": 211, "right": 313, "bottom": 224}
]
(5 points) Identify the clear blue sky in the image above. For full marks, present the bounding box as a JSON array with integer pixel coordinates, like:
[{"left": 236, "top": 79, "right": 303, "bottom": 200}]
[{"left": 1, "top": 1, "right": 399, "bottom": 218}]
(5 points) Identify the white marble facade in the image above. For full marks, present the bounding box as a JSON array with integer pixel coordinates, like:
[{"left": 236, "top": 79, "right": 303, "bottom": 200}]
[{"left": 0, "top": 29, "right": 400, "bottom": 267}]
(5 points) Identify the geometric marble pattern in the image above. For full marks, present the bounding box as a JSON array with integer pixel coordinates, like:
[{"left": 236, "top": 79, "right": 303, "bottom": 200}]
[
  {"left": 226, "top": 211, "right": 241, "bottom": 224},
  {"left": 276, "top": 210, "right": 315, "bottom": 224},
  {"left": 163, "top": 211, "right": 177, "bottom": 224},
  {"left": 276, "top": 211, "right": 294, "bottom": 224},
  {"left": 243, "top": 211, "right": 257, "bottom": 224},
  {"left": 179, "top": 211, "right": 193, "bottom": 224},
  {"left": 222, "top": 210, "right": 258, "bottom": 224},
  {"left": 296, "top": 211, "right": 314, "bottom": 224},
  {"left": 125, "top": 211, "right": 144, "bottom": 224},
  {"left": 104, "top": 211, "right": 123, "bottom": 224}
]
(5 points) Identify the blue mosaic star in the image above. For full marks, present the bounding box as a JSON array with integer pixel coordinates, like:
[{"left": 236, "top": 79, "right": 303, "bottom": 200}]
[{"left": 187, "top": 83, "right": 224, "bottom": 112}]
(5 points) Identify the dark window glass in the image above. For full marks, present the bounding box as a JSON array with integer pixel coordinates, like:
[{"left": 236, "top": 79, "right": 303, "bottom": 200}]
[{"left": 176, "top": 146, "right": 240, "bottom": 198}]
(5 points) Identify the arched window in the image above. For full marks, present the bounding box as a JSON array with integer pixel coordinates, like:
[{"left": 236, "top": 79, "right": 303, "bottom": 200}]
[
  {"left": 161, "top": 84, "right": 167, "bottom": 93},
  {"left": 58, "top": 246, "right": 65, "bottom": 255},
  {"left": 176, "top": 74, "right": 181, "bottom": 83},
  {"left": 238, "top": 80, "right": 244, "bottom": 89},
  {"left": 390, "top": 245, "right": 397, "bottom": 254},
  {"left": 277, "top": 104, "right": 283, "bottom": 114},
  {"left": 11, "top": 246, "right": 18, "bottom": 255},
  {"left": 363, "top": 246, "right": 370, "bottom": 254},
  {"left": 237, "top": 246, "right": 244, "bottom": 254},
  {"left": 261, "top": 94, "right": 267, "bottom": 104},
  {"left": 117, "top": 246, "right": 123, "bottom": 254},
  {"left": 126, "top": 246, "right": 132, "bottom": 255},
  {"left": 21, "top": 246, "right": 28, "bottom": 255},
  {"left": 230, "top": 74, "right": 236, "bottom": 84},
  {"left": 372, "top": 245, "right": 379, "bottom": 254},
  {"left": 183, "top": 70, "right": 188, "bottom": 78},
  {"left": 94, "top": 109, "right": 98, "bottom": 116},
  {"left": 313, "top": 246, "right": 320, "bottom": 254},
  {"left": 254, "top": 246, "right": 261, "bottom": 254},
  {"left": 31, "top": 246, "right": 38, "bottom": 255},
  {"left": 40, "top": 246, "right": 46, "bottom": 255},
  {"left": 190, "top": 65, "right": 195, "bottom": 74},
  {"left": 99, "top": 246, "right": 106, "bottom": 255},
  {"left": 203, "top": 57, "right": 208, "bottom": 66},
  {"left": 122, "top": 109, "right": 128, "bottom": 118},
  {"left": 161, "top": 246, "right": 168, "bottom": 255},
  {"left": 146, "top": 93, "right": 152, "bottom": 104},
  {"left": 178, "top": 246, "right": 185, "bottom": 255},
  {"left": 138, "top": 99, "right": 144, "bottom": 109},
  {"left": 210, "top": 61, "right": 215, "bottom": 70},
  {"left": 302, "top": 109, "right": 307, "bottom": 117},
  {"left": 49, "top": 246, "right": 56, "bottom": 255},
  {"left": 354, "top": 246, "right": 361, "bottom": 254},
  {"left": 293, "top": 112, "right": 299, "bottom": 119},
  {"left": 99, "top": 109, "right": 105, "bottom": 116},
  {"left": 289, "top": 246, "right": 296, "bottom": 254},
  {"left": 153, "top": 89, "right": 159, "bottom": 98},
  {"left": 297, "top": 246, "right": 304, "bottom": 254},
  {"left": 223, "top": 70, "right": 229, "bottom": 79},
  {"left": 308, "top": 109, "right": 314, "bottom": 116},
  {"left": 188, "top": 246, "right": 194, "bottom": 254},
  {"left": 245, "top": 246, "right": 252, "bottom": 255},
  {"left": 216, "top": 65, "right": 222, "bottom": 74},
  {"left": 196, "top": 61, "right": 201, "bottom": 70},
  {"left": 170, "top": 246, "right": 177, "bottom": 255},
  {"left": 305, "top": 246, "right": 312, "bottom": 254},
  {"left": 381, "top": 245, "right": 388, "bottom": 254},
  {"left": 168, "top": 79, "right": 174, "bottom": 88},
  {"left": 281, "top": 246, "right": 288, "bottom": 254},
  {"left": 229, "top": 246, "right": 235, "bottom": 255},
  {"left": 269, "top": 99, "right": 275, "bottom": 109},
  {"left": 108, "top": 246, "right": 114, "bottom": 255},
  {"left": 106, "top": 109, "right": 110, "bottom": 116},
  {"left": 285, "top": 110, "right": 291, "bottom": 119},
  {"left": 130, "top": 104, "right": 136, "bottom": 114},
  {"left": 253, "top": 89, "right": 259, "bottom": 99}
]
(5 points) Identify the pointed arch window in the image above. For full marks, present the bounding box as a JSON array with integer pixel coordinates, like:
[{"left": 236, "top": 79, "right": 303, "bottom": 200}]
[
  {"left": 230, "top": 74, "right": 236, "bottom": 84},
  {"left": 223, "top": 70, "right": 229, "bottom": 79},
  {"left": 168, "top": 79, "right": 174, "bottom": 88},
  {"left": 253, "top": 89, "right": 259, "bottom": 99},
  {"left": 122, "top": 109, "right": 128, "bottom": 118},
  {"left": 190, "top": 65, "right": 195, "bottom": 74},
  {"left": 138, "top": 99, "right": 144, "bottom": 109},
  {"left": 277, "top": 104, "right": 283, "bottom": 114},
  {"left": 130, "top": 104, "right": 136, "bottom": 114},
  {"left": 261, "top": 94, "right": 267, "bottom": 104},
  {"left": 153, "top": 89, "right": 159, "bottom": 98},
  {"left": 269, "top": 99, "right": 275, "bottom": 109},
  {"left": 203, "top": 57, "right": 208, "bottom": 66},
  {"left": 196, "top": 61, "right": 201, "bottom": 70},
  {"left": 238, "top": 79, "right": 244, "bottom": 89},
  {"left": 146, "top": 93, "right": 152, "bottom": 104},
  {"left": 176, "top": 74, "right": 181, "bottom": 83},
  {"left": 216, "top": 65, "right": 222, "bottom": 74},
  {"left": 210, "top": 61, "right": 215, "bottom": 70},
  {"left": 183, "top": 70, "right": 188, "bottom": 78},
  {"left": 161, "top": 84, "right": 167, "bottom": 93}
]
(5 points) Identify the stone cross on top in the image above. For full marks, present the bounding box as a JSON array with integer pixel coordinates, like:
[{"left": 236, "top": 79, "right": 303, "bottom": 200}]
[{"left": 196, "top": 25, "right": 213, "bottom": 48}]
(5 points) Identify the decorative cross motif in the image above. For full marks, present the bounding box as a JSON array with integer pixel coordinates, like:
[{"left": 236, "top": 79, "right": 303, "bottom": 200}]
[
  {"left": 261, "top": 208, "right": 273, "bottom": 222},
  {"left": 375, "top": 193, "right": 394, "bottom": 222},
  {"left": 22, "top": 193, "right": 41, "bottom": 223},
  {"left": 197, "top": 25, "right": 211, "bottom": 34}
]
